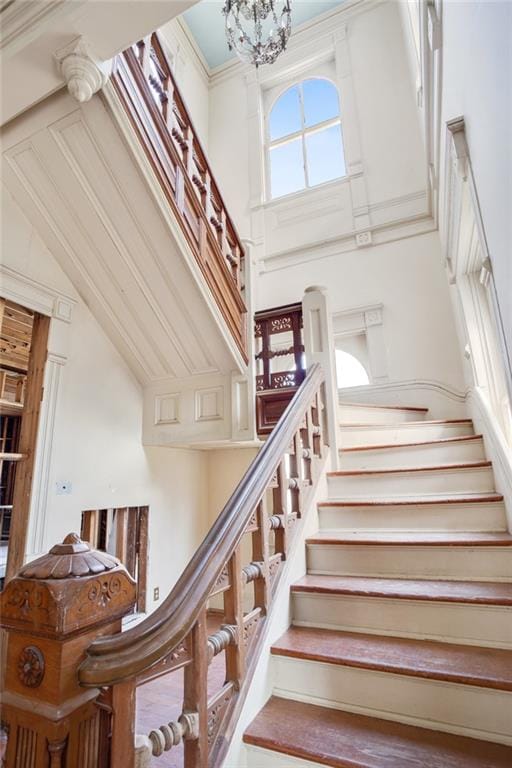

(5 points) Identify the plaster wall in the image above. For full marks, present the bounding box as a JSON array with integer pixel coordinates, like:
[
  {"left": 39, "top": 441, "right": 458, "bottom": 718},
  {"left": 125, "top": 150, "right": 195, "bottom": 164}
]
[
  {"left": 207, "top": 0, "right": 427, "bottom": 242},
  {"left": 440, "top": 0, "right": 512, "bottom": 374},
  {"left": 1, "top": 188, "right": 211, "bottom": 605},
  {"left": 256, "top": 230, "right": 465, "bottom": 391}
]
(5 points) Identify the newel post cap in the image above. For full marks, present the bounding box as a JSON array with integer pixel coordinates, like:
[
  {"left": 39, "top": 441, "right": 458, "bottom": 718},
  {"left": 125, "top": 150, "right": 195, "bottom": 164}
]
[
  {"left": 304, "top": 285, "right": 328, "bottom": 295},
  {"left": 0, "top": 533, "right": 136, "bottom": 637}
]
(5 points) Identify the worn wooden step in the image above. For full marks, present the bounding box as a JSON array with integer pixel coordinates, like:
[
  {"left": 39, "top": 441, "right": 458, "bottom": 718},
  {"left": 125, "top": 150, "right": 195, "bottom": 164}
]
[
  {"left": 338, "top": 434, "right": 486, "bottom": 470},
  {"left": 291, "top": 575, "right": 512, "bottom": 648},
  {"left": 244, "top": 696, "right": 512, "bottom": 768},
  {"left": 338, "top": 402, "right": 429, "bottom": 425},
  {"left": 306, "top": 532, "right": 512, "bottom": 580},
  {"left": 272, "top": 626, "right": 512, "bottom": 690},
  {"left": 327, "top": 461, "right": 495, "bottom": 499},
  {"left": 317, "top": 494, "right": 507, "bottom": 532},
  {"left": 339, "top": 419, "right": 474, "bottom": 447},
  {"left": 271, "top": 627, "right": 512, "bottom": 743}
]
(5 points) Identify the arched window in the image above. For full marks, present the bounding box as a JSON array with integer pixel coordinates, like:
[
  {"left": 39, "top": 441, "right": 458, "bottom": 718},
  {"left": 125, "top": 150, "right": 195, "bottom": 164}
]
[
  {"left": 336, "top": 349, "right": 370, "bottom": 389},
  {"left": 268, "top": 78, "right": 346, "bottom": 199}
]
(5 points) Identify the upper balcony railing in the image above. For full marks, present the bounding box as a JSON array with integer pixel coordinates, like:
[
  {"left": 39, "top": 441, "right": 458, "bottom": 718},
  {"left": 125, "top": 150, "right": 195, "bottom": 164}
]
[{"left": 110, "top": 33, "right": 248, "bottom": 362}]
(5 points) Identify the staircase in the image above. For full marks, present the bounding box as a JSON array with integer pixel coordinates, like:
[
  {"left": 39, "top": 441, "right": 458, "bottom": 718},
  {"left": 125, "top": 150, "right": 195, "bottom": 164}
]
[{"left": 244, "top": 401, "right": 512, "bottom": 767}]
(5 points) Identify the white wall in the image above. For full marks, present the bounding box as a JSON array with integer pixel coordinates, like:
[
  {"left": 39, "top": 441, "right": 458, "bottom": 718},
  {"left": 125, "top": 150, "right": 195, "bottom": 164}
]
[
  {"left": 257, "top": 230, "right": 465, "bottom": 390},
  {"left": 440, "top": 0, "right": 512, "bottom": 374},
  {"left": 207, "top": 0, "right": 428, "bottom": 248},
  {"left": 1, "top": 187, "right": 210, "bottom": 605}
]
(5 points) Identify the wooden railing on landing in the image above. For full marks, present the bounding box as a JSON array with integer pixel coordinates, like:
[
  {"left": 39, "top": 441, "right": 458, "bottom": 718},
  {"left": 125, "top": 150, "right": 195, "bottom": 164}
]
[
  {"left": 110, "top": 33, "right": 248, "bottom": 362},
  {"left": 255, "top": 303, "right": 305, "bottom": 435},
  {"left": 79, "top": 364, "right": 327, "bottom": 766}
]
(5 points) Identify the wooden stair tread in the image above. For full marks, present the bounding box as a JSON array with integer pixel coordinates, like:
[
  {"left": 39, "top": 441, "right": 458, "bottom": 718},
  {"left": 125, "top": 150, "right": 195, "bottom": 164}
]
[
  {"left": 271, "top": 627, "right": 512, "bottom": 690},
  {"left": 291, "top": 574, "right": 512, "bottom": 605},
  {"left": 338, "top": 401, "right": 429, "bottom": 412},
  {"left": 339, "top": 418, "right": 473, "bottom": 427},
  {"left": 341, "top": 434, "right": 484, "bottom": 452},
  {"left": 307, "top": 532, "right": 512, "bottom": 546},
  {"left": 329, "top": 461, "right": 492, "bottom": 477},
  {"left": 244, "top": 696, "right": 512, "bottom": 767},
  {"left": 318, "top": 494, "right": 504, "bottom": 508}
]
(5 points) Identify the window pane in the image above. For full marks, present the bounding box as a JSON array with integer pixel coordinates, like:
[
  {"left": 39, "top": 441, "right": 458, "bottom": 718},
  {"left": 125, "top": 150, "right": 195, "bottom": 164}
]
[
  {"left": 303, "top": 79, "right": 340, "bottom": 128},
  {"left": 270, "top": 138, "right": 305, "bottom": 198},
  {"left": 269, "top": 85, "right": 302, "bottom": 140},
  {"left": 305, "top": 124, "right": 346, "bottom": 187}
]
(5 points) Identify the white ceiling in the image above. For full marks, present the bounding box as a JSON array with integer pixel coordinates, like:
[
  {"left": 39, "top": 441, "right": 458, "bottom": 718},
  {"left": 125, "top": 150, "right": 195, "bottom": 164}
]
[{"left": 182, "top": 0, "right": 347, "bottom": 69}]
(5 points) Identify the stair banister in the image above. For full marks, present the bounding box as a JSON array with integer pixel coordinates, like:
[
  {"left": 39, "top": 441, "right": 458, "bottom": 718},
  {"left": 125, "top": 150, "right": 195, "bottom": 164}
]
[{"left": 78, "top": 363, "right": 328, "bottom": 767}]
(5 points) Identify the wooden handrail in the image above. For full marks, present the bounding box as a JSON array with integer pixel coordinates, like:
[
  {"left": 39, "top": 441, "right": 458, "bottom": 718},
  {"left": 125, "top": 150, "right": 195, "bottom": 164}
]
[
  {"left": 109, "top": 33, "right": 248, "bottom": 362},
  {"left": 79, "top": 363, "right": 325, "bottom": 688}
]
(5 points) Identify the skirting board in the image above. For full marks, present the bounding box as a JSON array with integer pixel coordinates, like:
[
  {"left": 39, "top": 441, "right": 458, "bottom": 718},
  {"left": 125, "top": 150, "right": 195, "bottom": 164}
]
[
  {"left": 337, "top": 379, "right": 468, "bottom": 419},
  {"left": 467, "top": 387, "right": 512, "bottom": 531}
]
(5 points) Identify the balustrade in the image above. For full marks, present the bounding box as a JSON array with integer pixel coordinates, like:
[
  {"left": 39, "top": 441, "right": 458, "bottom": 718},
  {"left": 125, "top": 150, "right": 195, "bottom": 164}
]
[
  {"left": 110, "top": 33, "right": 248, "bottom": 361},
  {"left": 0, "top": 365, "right": 328, "bottom": 767},
  {"left": 254, "top": 303, "right": 305, "bottom": 435}
]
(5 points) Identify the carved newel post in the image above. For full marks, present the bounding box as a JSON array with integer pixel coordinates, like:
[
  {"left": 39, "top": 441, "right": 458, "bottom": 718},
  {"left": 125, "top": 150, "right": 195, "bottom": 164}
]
[{"left": 0, "top": 533, "right": 136, "bottom": 767}]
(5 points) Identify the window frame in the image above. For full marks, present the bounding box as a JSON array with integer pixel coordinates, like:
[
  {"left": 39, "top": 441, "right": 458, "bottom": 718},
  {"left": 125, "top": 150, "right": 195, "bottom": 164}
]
[{"left": 266, "top": 76, "right": 346, "bottom": 201}]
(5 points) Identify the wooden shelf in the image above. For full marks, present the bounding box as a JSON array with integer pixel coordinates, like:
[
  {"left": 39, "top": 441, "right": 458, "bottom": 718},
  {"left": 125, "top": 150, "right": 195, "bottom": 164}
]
[{"left": 0, "top": 399, "right": 23, "bottom": 417}]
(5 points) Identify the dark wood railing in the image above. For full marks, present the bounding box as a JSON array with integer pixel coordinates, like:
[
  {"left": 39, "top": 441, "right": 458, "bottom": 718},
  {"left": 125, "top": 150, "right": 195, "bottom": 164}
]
[
  {"left": 110, "top": 33, "right": 248, "bottom": 362},
  {"left": 79, "top": 364, "right": 326, "bottom": 766},
  {"left": 254, "top": 303, "right": 305, "bottom": 435}
]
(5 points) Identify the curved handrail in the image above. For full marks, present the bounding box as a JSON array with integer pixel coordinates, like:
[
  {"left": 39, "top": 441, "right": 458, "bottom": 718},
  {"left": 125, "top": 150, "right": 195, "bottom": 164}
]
[{"left": 79, "top": 363, "right": 324, "bottom": 687}]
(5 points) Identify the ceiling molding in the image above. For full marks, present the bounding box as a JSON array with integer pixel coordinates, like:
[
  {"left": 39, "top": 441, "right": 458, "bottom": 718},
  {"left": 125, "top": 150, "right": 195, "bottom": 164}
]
[
  {"left": 208, "top": 0, "right": 383, "bottom": 87},
  {"left": 0, "top": 0, "right": 82, "bottom": 56}
]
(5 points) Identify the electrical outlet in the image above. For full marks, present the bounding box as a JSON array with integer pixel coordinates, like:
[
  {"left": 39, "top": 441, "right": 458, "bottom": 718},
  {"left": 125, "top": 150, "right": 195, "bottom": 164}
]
[
  {"left": 153, "top": 587, "right": 160, "bottom": 601},
  {"left": 56, "top": 481, "right": 72, "bottom": 495}
]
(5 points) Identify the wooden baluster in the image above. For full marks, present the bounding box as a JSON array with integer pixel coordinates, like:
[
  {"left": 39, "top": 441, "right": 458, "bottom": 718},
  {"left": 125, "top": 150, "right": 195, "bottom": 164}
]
[
  {"left": 262, "top": 318, "right": 271, "bottom": 390},
  {"left": 223, "top": 545, "right": 244, "bottom": 688},
  {"left": 176, "top": 166, "right": 186, "bottom": 214},
  {"left": 252, "top": 501, "right": 270, "bottom": 614},
  {"left": 0, "top": 370, "right": 6, "bottom": 400},
  {"left": 289, "top": 431, "right": 302, "bottom": 517},
  {"left": 184, "top": 610, "right": 208, "bottom": 768},
  {"left": 140, "top": 36, "right": 152, "bottom": 77},
  {"left": 111, "top": 679, "right": 136, "bottom": 768},
  {"left": 273, "top": 458, "right": 289, "bottom": 558}
]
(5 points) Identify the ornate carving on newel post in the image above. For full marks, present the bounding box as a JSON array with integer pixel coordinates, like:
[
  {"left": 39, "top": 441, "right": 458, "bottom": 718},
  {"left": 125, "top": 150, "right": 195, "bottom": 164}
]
[
  {"left": 0, "top": 532, "right": 136, "bottom": 766},
  {"left": 55, "top": 36, "right": 108, "bottom": 102}
]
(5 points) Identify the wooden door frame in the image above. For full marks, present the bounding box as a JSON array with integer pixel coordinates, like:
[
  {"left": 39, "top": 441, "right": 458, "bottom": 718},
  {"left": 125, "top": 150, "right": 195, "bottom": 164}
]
[{"left": 5, "top": 312, "right": 50, "bottom": 581}]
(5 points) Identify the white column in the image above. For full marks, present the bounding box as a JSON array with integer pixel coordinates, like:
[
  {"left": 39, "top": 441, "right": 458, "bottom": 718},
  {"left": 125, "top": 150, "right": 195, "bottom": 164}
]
[
  {"left": 231, "top": 239, "right": 258, "bottom": 442},
  {"left": 302, "top": 286, "right": 339, "bottom": 467}
]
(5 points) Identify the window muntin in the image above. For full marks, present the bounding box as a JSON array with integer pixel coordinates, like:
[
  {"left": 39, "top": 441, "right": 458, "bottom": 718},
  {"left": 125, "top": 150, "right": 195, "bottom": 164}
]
[{"left": 268, "top": 78, "right": 346, "bottom": 200}]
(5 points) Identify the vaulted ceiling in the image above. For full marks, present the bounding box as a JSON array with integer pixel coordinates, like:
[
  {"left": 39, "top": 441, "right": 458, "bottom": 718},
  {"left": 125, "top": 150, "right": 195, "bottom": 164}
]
[{"left": 182, "top": 0, "right": 347, "bottom": 69}]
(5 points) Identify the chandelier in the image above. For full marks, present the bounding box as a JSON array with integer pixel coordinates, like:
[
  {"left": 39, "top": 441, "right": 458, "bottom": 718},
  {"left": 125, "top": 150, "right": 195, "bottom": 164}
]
[{"left": 223, "top": 0, "right": 292, "bottom": 68}]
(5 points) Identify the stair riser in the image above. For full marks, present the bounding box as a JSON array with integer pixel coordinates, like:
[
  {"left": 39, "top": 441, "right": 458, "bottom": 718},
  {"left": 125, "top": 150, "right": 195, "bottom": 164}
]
[
  {"left": 338, "top": 405, "right": 427, "bottom": 424},
  {"left": 327, "top": 467, "right": 495, "bottom": 500},
  {"left": 318, "top": 502, "right": 507, "bottom": 532},
  {"left": 246, "top": 745, "right": 319, "bottom": 768},
  {"left": 338, "top": 439, "right": 485, "bottom": 470},
  {"left": 292, "top": 593, "right": 512, "bottom": 649},
  {"left": 339, "top": 423, "right": 474, "bottom": 447},
  {"left": 245, "top": 744, "right": 325, "bottom": 768},
  {"left": 306, "top": 544, "right": 512, "bottom": 581},
  {"left": 272, "top": 656, "right": 512, "bottom": 745}
]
